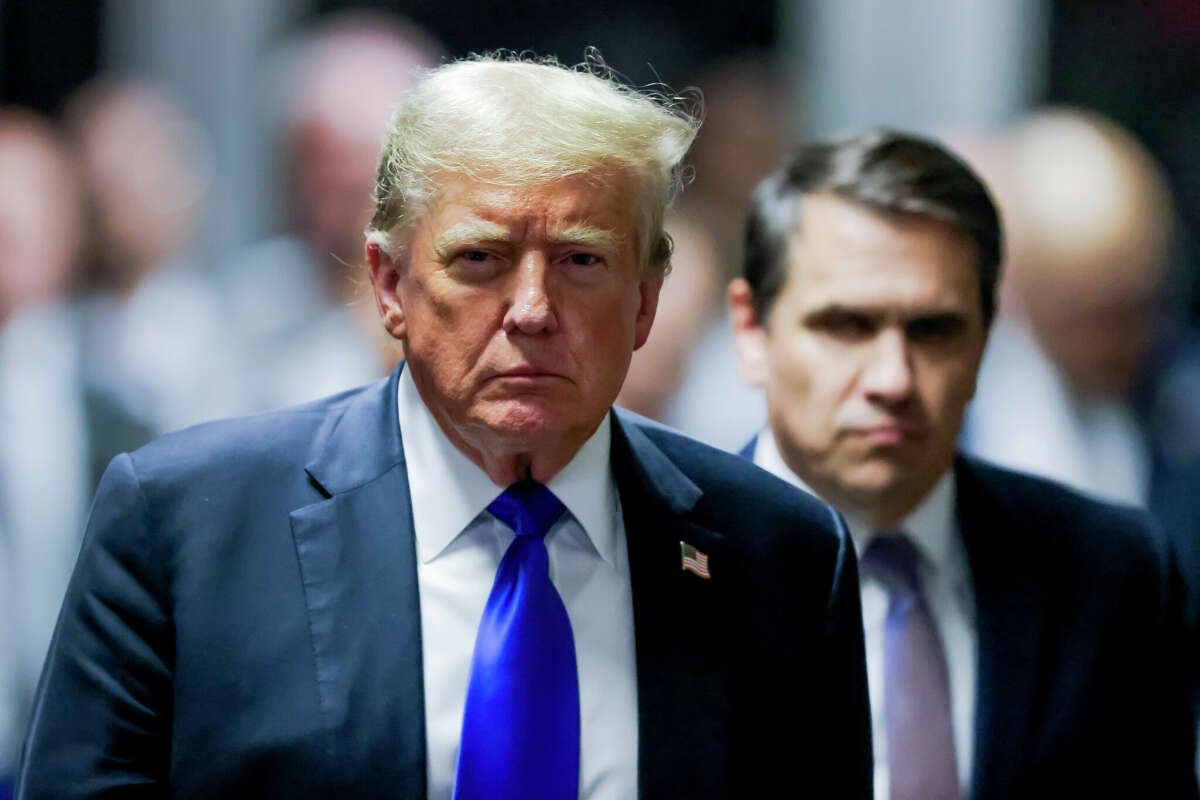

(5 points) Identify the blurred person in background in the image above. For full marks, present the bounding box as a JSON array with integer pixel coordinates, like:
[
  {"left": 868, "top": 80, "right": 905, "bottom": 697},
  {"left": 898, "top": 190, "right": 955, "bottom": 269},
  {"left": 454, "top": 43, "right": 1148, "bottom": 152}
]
[
  {"left": 641, "top": 56, "right": 789, "bottom": 449},
  {"left": 221, "top": 10, "right": 444, "bottom": 411},
  {"left": 615, "top": 210, "right": 723, "bottom": 420},
  {"left": 961, "top": 106, "right": 1200, "bottom": 718},
  {"left": 964, "top": 108, "right": 1184, "bottom": 505},
  {"left": 0, "top": 109, "right": 150, "bottom": 796},
  {"left": 730, "top": 128, "right": 1196, "bottom": 798},
  {"left": 64, "top": 78, "right": 242, "bottom": 434}
]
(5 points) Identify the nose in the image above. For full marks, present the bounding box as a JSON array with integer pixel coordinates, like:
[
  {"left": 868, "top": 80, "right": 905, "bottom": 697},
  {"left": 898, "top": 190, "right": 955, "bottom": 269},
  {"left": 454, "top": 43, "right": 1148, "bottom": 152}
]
[
  {"left": 502, "top": 253, "right": 559, "bottom": 336},
  {"left": 861, "top": 327, "right": 914, "bottom": 403}
]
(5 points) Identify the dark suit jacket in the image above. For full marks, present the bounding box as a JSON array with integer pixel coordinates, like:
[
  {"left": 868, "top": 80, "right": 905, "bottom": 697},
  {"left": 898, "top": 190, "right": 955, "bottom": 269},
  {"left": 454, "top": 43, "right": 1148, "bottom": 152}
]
[
  {"left": 18, "top": 368, "right": 872, "bottom": 799},
  {"left": 740, "top": 436, "right": 1197, "bottom": 798}
]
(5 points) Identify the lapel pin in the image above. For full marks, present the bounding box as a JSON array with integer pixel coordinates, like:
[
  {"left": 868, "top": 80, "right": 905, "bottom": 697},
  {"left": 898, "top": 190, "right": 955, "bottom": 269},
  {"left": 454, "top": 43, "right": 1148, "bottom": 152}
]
[{"left": 679, "top": 541, "right": 711, "bottom": 579}]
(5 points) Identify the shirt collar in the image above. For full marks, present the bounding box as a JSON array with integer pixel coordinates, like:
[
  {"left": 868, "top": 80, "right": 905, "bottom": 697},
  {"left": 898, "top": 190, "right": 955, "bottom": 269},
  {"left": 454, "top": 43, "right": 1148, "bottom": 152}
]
[
  {"left": 752, "top": 427, "right": 957, "bottom": 569},
  {"left": 397, "top": 365, "right": 618, "bottom": 565}
]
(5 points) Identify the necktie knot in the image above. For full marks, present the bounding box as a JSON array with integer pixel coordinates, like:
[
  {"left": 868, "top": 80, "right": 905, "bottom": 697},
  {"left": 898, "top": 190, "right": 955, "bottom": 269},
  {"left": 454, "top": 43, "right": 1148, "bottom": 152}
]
[
  {"left": 487, "top": 480, "right": 567, "bottom": 540},
  {"left": 860, "top": 533, "right": 924, "bottom": 599}
]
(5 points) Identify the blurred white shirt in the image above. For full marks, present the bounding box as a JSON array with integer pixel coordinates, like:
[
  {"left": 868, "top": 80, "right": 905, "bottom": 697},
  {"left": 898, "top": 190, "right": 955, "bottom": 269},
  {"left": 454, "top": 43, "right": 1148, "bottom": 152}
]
[{"left": 0, "top": 303, "right": 91, "bottom": 774}]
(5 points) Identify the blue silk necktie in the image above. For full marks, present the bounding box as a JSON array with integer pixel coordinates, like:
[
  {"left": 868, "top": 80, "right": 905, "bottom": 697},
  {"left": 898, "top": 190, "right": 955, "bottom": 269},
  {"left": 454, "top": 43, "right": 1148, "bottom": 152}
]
[{"left": 453, "top": 480, "right": 580, "bottom": 800}]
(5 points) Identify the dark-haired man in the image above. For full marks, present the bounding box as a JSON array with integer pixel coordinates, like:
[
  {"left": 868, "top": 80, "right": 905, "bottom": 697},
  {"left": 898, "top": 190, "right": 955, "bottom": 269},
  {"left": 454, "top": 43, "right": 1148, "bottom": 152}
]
[{"left": 730, "top": 128, "right": 1196, "bottom": 799}]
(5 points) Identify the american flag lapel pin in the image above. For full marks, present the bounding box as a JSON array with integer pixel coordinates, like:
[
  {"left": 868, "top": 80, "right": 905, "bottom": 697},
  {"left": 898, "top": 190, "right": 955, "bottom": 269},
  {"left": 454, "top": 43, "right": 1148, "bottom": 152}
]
[{"left": 680, "top": 541, "right": 711, "bottom": 579}]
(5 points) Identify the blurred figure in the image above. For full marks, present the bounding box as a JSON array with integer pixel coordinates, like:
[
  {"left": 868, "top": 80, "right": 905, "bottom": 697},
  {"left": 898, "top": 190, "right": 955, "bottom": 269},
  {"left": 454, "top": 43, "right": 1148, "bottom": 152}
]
[
  {"left": 221, "top": 11, "right": 443, "bottom": 411},
  {"left": 616, "top": 211, "right": 722, "bottom": 419},
  {"left": 0, "top": 109, "right": 150, "bottom": 789},
  {"left": 964, "top": 108, "right": 1181, "bottom": 505},
  {"left": 0, "top": 111, "right": 90, "bottom": 789},
  {"left": 962, "top": 107, "right": 1200, "bottom": 723},
  {"left": 687, "top": 55, "right": 793, "bottom": 272},
  {"left": 629, "top": 56, "right": 789, "bottom": 449},
  {"left": 64, "top": 78, "right": 240, "bottom": 433},
  {"left": 730, "top": 128, "right": 1196, "bottom": 798}
]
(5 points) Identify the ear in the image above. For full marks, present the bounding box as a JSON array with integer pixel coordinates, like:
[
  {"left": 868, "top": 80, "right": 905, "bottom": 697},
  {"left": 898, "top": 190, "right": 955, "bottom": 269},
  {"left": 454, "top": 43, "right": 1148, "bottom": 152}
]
[
  {"left": 728, "top": 278, "right": 770, "bottom": 388},
  {"left": 366, "top": 241, "right": 406, "bottom": 341},
  {"left": 632, "top": 274, "right": 665, "bottom": 351}
]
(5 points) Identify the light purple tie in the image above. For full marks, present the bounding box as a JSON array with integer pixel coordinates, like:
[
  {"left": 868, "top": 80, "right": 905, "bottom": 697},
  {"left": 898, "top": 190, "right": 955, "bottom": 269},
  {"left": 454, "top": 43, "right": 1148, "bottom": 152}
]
[{"left": 861, "top": 534, "right": 960, "bottom": 800}]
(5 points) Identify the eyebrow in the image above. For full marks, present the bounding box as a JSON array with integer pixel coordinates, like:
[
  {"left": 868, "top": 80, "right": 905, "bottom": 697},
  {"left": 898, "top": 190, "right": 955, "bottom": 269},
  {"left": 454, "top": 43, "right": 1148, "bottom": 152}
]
[
  {"left": 433, "top": 220, "right": 510, "bottom": 259},
  {"left": 547, "top": 223, "right": 625, "bottom": 250},
  {"left": 804, "top": 303, "right": 970, "bottom": 323},
  {"left": 433, "top": 220, "right": 626, "bottom": 259}
]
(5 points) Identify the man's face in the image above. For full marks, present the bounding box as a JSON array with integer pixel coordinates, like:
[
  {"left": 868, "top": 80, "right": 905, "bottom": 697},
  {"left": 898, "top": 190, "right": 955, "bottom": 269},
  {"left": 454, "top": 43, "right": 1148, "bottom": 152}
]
[
  {"left": 369, "top": 170, "right": 661, "bottom": 475},
  {"left": 732, "top": 193, "right": 986, "bottom": 527}
]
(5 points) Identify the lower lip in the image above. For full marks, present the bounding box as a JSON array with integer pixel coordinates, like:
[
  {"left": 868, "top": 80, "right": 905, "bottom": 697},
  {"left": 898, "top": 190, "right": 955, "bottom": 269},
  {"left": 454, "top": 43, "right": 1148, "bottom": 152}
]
[{"left": 859, "top": 427, "right": 908, "bottom": 446}]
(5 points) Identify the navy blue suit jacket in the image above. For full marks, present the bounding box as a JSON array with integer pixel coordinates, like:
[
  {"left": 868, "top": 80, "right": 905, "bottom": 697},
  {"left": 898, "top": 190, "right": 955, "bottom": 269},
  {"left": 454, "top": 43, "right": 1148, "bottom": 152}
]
[
  {"left": 18, "top": 369, "right": 872, "bottom": 799},
  {"left": 740, "top": 436, "right": 1197, "bottom": 799}
]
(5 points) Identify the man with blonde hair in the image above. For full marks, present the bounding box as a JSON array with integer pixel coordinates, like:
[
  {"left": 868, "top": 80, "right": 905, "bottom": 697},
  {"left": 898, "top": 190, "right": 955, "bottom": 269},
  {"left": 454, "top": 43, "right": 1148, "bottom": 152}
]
[{"left": 18, "top": 55, "right": 871, "bottom": 799}]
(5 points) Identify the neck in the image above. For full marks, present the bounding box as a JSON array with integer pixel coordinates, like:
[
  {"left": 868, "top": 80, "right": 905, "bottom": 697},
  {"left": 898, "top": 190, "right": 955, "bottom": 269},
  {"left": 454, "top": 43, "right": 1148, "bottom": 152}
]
[
  {"left": 447, "top": 424, "right": 585, "bottom": 487},
  {"left": 421, "top": 398, "right": 595, "bottom": 488}
]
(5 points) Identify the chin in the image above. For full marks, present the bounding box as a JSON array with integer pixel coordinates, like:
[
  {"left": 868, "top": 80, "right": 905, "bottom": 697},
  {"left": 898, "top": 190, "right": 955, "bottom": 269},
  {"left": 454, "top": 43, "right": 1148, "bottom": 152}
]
[
  {"left": 840, "top": 457, "right": 911, "bottom": 495},
  {"left": 475, "top": 398, "right": 579, "bottom": 440}
]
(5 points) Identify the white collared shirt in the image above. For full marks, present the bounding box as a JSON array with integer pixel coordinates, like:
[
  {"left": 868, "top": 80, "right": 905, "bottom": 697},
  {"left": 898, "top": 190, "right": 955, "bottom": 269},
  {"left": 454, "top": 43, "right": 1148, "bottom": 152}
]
[
  {"left": 398, "top": 367, "right": 638, "bottom": 799},
  {"left": 754, "top": 429, "right": 976, "bottom": 799}
]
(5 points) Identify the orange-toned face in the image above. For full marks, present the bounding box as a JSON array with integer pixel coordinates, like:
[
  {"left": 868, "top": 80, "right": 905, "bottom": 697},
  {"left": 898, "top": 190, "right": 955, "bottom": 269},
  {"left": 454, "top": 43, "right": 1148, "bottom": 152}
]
[
  {"left": 732, "top": 193, "right": 986, "bottom": 527},
  {"left": 369, "top": 170, "right": 661, "bottom": 481}
]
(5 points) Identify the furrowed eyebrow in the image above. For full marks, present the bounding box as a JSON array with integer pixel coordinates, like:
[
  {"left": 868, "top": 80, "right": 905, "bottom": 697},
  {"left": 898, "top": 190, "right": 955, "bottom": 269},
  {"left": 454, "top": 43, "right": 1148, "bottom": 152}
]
[
  {"left": 433, "top": 220, "right": 510, "bottom": 258},
  {"left": 548, "top": 224, "right": 624, "bottom": 250},
  {"left": 804, "top": 304, "right": 882, "bottom": 321}
]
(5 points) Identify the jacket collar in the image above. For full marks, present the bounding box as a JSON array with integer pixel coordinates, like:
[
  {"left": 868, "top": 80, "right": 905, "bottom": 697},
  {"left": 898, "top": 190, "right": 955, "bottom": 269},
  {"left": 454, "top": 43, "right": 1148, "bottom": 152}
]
[{"left": 303, "top": 366, "right": 406, "bottom": 498}]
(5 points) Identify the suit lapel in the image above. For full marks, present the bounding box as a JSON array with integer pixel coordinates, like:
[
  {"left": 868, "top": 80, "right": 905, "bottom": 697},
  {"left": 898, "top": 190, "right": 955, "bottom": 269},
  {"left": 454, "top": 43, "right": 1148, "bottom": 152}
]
[
  {"left": 956, "top": 458, "right": 1046, "bottom": 800},
  {"left": 611, "top": 413, "right": 731, "bottom": 797},
  {"left": 289, "top": 367, "right": 428, "bottom": 798}
]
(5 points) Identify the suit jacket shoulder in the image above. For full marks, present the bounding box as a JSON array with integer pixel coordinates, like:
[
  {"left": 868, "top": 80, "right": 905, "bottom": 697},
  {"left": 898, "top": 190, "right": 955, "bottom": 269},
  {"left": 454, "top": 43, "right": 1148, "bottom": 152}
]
[
  {"left": 628, "top": 415, "right": 845, "bottom": 549},
  {"left": 955, "top": 456, "right": 1197, "bottom": 800},
  {"left": 959, "top": 456, "right": 1167, "bottom": 572}
]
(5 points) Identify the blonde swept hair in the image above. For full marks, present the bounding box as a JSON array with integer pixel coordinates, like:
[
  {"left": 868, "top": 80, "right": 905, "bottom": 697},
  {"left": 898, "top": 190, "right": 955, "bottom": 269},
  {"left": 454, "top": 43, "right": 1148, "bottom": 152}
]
[{"left": 365, "top": 52, "right": 701, "bottom": 275}]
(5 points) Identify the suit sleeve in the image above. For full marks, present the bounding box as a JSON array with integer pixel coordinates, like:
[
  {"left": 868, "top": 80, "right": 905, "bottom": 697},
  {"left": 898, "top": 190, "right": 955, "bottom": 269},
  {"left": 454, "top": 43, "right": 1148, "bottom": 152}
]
[
  {"left": 819, "top": 508, "right": 874, "bottom": 799},
  {"left": 17, "top": 453, "right": 174, "bottom": 799}
]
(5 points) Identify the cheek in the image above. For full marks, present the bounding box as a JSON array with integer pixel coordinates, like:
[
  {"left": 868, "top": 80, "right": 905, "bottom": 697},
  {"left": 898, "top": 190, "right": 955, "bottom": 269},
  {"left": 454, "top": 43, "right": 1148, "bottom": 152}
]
[
  {"left": 765, "top": 339, "right": 837, "bottom": 434},
  {"left": 917, "top": 360, "right": 980, "bottom": 441},
  {"left": 403, "top": 293, "right": 499, "bottom": 377}
]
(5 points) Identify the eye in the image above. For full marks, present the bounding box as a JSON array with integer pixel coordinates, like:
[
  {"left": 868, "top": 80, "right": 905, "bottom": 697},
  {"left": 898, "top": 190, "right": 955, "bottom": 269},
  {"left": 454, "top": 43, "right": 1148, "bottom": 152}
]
[
  {"left": 449, "top": 249, "right": 504, "bottom": 281},
  {"left": 564, "top": 252, "right": 602, "bottom": 267},
  {"left": 808, "top": 310, "right": 876, "bottom": 341},
  {"left": 906, "top": 314, "right": 968, "bottom": 343}
]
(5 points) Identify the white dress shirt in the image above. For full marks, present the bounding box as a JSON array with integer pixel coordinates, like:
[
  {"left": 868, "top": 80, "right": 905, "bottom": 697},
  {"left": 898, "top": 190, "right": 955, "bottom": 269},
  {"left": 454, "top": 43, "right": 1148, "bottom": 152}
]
[
  {"left": 753, "top": 429, "right": 976, "bottom": 799},
  {"left": 397, "top": 367, "right": 638, "bottom": 800}
]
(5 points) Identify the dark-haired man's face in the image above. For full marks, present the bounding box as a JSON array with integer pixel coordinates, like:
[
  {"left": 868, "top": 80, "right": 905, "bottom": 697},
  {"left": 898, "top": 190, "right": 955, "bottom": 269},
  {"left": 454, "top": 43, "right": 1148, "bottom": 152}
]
[{"left": 731, "top": 193, "right": 986, "bottom": 529}]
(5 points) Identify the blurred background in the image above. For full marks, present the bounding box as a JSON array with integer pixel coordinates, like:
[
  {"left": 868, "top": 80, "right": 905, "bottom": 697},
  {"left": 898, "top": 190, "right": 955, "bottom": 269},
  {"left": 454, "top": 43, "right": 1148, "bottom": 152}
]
[{"left": 1, "top": 0, "right": 1199, "bottom": 786}]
